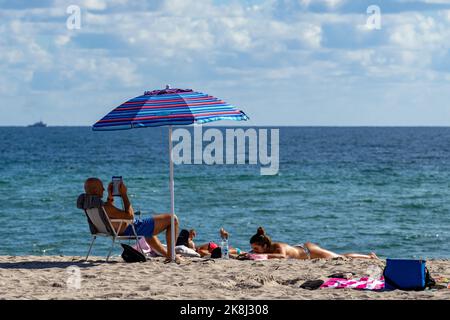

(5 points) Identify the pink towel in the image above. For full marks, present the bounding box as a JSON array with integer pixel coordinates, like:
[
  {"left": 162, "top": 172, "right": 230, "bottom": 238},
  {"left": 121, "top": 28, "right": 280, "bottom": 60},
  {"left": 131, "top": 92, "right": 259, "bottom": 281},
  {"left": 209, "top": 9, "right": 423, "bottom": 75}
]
[
  {"left": 247, "top": 253, "right": 268, "bottom": 260},
  {"left": 132, "top": 238, "right": 152, "bottom": 255},
  {"left": 320, "top": 277, "right": 385, "bottom": 290}
]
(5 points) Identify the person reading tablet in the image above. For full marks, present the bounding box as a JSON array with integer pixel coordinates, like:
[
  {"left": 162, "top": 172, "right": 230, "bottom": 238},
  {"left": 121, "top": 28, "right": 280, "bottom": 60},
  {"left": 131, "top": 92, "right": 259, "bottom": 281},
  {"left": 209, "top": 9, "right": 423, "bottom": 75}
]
[{"left": 84, "top": 177, "right": 180, "bottom": 263}]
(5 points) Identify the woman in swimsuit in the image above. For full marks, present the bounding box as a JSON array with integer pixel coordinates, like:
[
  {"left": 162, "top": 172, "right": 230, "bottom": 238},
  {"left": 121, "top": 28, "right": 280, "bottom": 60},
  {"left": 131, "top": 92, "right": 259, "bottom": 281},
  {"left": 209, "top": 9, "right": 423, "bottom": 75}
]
[{"left": 248, "top": 227, "right": 379, "bottom": 260}]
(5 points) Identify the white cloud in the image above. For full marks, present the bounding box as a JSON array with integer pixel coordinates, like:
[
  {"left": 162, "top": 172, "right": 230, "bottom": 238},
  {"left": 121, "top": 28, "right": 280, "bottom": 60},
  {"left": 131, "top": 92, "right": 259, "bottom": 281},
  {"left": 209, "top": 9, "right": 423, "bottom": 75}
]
[
  {"left": 298, "top": 0, "right": 346, "bottom": 8},
  {"left": 81, "top": 0, "right": 107, "bottom": 11},
  {"left": 324, "top": 0, "right": 345, "bottom": 8},
  {"left": 300, "top": 24, "right": 322, "bottom": 48},
  {"left": 389, "top": 15, "right": 446, "bottom": 50},
  {"left": 55, "top": 35, "right": 71, "bottom": 46},
  {"left": 1, "top": 0, "right": 448, "bottom": 90},
  {"left": 1, "top": 0, "right": 450, "bottom": 125}
]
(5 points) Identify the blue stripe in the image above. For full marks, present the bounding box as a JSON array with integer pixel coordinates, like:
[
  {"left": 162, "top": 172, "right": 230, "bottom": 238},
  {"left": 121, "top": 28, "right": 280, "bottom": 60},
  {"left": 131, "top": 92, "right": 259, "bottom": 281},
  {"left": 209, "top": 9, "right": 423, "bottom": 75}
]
[
  {"left": 92, "top": 124, "right": 132, "bottom": 131},
  {"left": 98, "top": 112, "right": 246, "bottom": 125},
  {"left": 102, "top": 106, "right": 240, "bottom": 119},
  {"left": 117, "top": 101, "right": 226, "bottom": 109},
  {"left": 102, "top": 104, "right": 238, "bottom": 116},
  {"left": 95, "top": 112, "right": 247, "bottom": 128},
  {"left": 118, "top": 99, "right": 222, "bottom": 108}
]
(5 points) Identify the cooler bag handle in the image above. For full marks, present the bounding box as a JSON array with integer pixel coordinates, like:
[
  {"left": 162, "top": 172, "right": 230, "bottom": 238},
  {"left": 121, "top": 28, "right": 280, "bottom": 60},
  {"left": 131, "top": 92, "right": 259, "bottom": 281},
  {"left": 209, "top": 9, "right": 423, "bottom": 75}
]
[{"left": 425, "top": 267, "right": 436, "bottom": 288}]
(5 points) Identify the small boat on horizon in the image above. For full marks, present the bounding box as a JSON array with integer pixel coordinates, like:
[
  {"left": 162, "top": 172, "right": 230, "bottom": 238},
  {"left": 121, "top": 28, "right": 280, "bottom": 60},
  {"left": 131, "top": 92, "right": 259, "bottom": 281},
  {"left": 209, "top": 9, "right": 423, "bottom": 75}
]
[{"left": 28, "top": 121, "right": 47, "bottom": 128}]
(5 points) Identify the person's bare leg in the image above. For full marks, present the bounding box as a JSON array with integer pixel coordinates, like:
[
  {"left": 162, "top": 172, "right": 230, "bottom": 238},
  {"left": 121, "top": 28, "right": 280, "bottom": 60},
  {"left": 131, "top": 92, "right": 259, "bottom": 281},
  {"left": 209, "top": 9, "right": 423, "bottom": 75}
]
[
  {"left": 197, "top": 249, "right": 210, "bottom": 257},
  {"left": 343, "top": 252, "right": 379, "bottom": 260},
  {"left": 305, "top": 242, "right": 342, "bottom": 259},
  {"left": 306, "top": 242, "right": 379, "bottom": 260},
  {"left": 194, "top": 243, "right": 215, "bottom": 257},
  {"left": 152, "top": 214, "right": 173, "bottom": 234},
  {"left": 146, "top": 236, "right": 167, "bottom": 257},
  {"left": 152, "top": 214, "right": 180, "bottom": 262},
  {"left": 220, "top": 227, "right": 229, "bottom": 239}
]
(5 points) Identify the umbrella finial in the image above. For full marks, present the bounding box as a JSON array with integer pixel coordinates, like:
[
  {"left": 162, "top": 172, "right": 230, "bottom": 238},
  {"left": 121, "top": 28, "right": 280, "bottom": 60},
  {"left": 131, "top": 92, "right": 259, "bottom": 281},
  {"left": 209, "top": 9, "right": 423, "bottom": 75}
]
[{"left": 166, "top": 84, "right": 171, "bottom": 89}]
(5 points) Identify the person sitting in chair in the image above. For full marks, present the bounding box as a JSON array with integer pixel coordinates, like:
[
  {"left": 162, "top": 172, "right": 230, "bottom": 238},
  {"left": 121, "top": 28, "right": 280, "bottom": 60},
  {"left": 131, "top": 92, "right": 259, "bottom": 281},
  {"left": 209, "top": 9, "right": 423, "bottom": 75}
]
[{"left": 84, "top": 177, "right": 179, "bottom": 262}]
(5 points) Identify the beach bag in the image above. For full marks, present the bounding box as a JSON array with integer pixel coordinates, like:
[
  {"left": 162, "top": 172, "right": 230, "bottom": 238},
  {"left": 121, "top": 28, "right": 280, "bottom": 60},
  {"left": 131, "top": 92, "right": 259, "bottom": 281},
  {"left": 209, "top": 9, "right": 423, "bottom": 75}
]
[
  {"left": 121, "top": 244, "right": 147, "bottom": 263},
  {"left": 383, "top": 259, "right": 435, "bottom": 291}
]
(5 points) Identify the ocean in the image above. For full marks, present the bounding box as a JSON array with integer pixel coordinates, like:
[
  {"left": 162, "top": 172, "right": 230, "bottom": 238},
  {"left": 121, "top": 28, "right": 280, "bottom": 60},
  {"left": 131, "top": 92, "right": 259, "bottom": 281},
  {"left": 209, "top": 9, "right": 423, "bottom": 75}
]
[{"left": 0, "top": 126, "right": 449, "bottom": 259}]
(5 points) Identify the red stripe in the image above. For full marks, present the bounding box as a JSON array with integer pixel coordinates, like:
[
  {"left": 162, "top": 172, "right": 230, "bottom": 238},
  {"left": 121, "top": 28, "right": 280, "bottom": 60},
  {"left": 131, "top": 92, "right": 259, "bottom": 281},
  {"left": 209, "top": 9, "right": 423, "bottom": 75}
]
[
  {"left": 99, "top": 110, "right": 242, "bottom": 123},
  {"left": 116, "top": 101, "right": 227, "bottom": 111}
]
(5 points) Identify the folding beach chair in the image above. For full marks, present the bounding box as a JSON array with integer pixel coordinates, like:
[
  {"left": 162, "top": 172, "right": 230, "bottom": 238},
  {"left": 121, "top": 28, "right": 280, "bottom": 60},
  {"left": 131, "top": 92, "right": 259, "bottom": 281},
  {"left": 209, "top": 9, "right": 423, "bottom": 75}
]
[{"left": 77, "top": 194, "right": 143, "bottom": 262}]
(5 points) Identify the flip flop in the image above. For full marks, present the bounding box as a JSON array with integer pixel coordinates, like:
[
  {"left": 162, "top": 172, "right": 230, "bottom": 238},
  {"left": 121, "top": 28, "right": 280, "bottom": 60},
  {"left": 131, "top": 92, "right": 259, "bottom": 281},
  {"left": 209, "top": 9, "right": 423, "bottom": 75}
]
[
  {"left": 299, "top": 279, "right": 325, "bottom": 290},
  {"left": 328, "top": 272, "right": 356, "bottom": 279},
  {"left": 164, "top": 257, "right": 181, "bottom": 264}
]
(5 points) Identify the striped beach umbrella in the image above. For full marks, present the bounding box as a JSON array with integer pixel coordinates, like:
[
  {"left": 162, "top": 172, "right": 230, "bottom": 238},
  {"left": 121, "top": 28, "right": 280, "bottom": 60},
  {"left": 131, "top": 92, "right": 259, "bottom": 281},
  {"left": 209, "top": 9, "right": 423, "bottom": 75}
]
[{"left": 93, "top": 86, "right": 249, "bottom": 261}]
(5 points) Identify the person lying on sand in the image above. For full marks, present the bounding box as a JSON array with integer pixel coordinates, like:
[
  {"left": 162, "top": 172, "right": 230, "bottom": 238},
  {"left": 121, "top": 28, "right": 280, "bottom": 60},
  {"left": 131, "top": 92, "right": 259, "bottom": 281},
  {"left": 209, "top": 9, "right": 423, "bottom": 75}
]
[
  {"left": 178, "top": 228, "right": 245, "bottom": 258},
  {"left": 84, "top": 177, "right": 180, "bottom": 263},
  {"left": 247, "top": 227, "right": 379, "bottom": 260}
]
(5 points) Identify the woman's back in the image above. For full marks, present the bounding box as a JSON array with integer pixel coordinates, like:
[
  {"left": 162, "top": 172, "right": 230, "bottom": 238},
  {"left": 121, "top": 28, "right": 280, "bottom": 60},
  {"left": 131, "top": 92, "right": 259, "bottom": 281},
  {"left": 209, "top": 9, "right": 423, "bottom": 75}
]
[{"left": 272, "top": 242, "right": 309, "bottom": 259}]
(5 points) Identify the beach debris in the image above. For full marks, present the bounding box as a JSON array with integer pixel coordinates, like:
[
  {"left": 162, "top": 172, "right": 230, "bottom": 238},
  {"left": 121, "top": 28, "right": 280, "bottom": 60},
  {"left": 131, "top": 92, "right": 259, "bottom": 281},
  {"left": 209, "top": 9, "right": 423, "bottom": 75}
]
[
  {"left": 328, "top": 272, "right": 355, "bottom": 279},
  {"left": 299, "top": 279, "right": 325, "bottom": 290},
  {"left": 280, "top": 277, "right": 304, "bottom": 286},
  {"left": 51, "top": 282, "right": 64, "bottom": 288},
  {"left": 430, "top": 276, "right": 450, "bottom": 290}
]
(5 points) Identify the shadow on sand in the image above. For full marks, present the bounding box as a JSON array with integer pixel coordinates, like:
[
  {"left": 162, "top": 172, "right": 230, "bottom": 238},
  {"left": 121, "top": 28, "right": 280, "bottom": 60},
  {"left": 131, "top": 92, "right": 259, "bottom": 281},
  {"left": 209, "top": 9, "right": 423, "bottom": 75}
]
[{"left": 0, "top": 259, "right": 120, "bottom": 270}]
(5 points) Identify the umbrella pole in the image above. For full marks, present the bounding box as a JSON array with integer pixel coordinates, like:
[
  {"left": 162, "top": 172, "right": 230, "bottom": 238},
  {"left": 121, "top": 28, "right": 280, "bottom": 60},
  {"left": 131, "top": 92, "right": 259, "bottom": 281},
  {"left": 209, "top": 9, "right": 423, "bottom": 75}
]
[{"left": 169, "top": 126, "right": 176, "bottom": 262}]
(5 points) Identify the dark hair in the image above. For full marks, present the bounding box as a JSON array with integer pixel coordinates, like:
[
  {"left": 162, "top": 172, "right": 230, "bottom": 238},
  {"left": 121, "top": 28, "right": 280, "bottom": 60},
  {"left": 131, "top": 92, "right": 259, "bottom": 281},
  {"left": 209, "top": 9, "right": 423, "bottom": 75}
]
[{"left": 250, "top": 227, "right": 272, "bottom": 248}]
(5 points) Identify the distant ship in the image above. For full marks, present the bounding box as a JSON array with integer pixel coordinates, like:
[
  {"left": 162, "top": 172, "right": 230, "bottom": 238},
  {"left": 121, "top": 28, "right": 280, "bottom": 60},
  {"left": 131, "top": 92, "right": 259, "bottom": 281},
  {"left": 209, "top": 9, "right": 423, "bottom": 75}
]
[{"left": 28, "top": 121, "right": 47, "bottom": 128}]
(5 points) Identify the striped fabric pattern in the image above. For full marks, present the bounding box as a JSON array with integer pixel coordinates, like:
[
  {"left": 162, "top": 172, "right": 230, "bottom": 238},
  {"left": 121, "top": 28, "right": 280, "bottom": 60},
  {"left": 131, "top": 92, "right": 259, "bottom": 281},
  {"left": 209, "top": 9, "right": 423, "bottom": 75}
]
[{"left": 93, "top": 88, "right": 249, "bottom": 131}]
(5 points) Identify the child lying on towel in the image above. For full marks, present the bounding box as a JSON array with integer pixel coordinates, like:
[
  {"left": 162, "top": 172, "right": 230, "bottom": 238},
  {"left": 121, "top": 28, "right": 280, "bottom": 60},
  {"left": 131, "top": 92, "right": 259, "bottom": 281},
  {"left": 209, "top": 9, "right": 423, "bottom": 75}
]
[{"left": 177, "top": 227, "right": 246, "bottom": 258}]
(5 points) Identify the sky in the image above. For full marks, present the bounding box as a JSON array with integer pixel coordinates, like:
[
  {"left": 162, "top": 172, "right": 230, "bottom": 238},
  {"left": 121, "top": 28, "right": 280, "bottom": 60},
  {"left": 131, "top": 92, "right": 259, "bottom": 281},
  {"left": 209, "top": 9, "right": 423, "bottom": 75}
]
[{"left": 1, "top": 0, "right": 450, "bottom": 126}]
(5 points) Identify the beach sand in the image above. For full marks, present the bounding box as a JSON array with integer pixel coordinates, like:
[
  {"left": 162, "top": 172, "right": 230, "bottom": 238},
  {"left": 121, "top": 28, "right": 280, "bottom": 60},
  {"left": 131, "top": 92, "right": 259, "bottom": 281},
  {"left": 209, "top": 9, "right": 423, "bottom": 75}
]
[{"left": 0, "top": 255, "right": 449, "bottom": 300}]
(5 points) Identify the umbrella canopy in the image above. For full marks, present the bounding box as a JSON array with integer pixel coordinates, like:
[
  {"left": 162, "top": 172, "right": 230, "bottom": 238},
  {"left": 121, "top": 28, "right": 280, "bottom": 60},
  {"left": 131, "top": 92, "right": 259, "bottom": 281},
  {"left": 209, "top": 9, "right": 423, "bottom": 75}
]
[
  {"left": 92, "top": 86, "right": 248, "bottom": 262},
  {"left": 93, "top": 87, "right": 248, "bottom": 130}
]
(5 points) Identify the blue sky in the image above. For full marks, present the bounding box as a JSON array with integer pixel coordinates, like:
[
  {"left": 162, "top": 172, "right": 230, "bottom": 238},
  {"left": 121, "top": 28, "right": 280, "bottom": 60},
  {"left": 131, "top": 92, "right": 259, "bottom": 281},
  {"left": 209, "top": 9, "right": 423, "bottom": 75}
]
[{"left": 1, "top": 0, "right": 450, "bottom": 126}]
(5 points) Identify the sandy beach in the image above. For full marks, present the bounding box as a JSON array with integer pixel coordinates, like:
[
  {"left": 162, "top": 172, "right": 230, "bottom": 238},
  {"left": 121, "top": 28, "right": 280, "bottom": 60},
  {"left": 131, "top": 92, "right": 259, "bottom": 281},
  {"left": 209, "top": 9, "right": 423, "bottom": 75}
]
[{"left": 0, "top": 255, "right": 449, "bottom": 300}]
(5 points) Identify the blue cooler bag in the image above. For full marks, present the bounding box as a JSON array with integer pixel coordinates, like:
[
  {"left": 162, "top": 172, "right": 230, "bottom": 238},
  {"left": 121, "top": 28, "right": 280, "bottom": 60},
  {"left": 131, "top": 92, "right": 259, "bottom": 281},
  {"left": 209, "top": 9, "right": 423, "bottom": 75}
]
[{"left": 383, "top": 259, "right": 434, "bottom": 291}]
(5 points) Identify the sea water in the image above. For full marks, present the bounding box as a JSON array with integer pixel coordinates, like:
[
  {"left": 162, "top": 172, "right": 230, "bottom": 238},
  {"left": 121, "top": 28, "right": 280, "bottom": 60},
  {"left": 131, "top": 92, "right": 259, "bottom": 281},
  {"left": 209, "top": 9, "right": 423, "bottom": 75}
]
[{"left": 0, "top": 126, "right": 449, "bottom": 259}]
